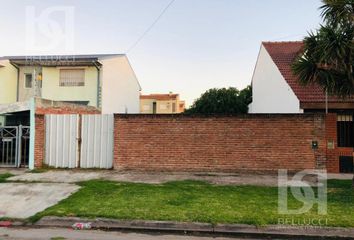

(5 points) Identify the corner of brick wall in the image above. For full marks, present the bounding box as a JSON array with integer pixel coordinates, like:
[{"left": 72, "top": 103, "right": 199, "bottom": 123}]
[
  {"left": 313, "top": 114, "right": 327, "bottom": 170},
  {"left": 324, "top": 113, "right": 337, "bottom": 173}
]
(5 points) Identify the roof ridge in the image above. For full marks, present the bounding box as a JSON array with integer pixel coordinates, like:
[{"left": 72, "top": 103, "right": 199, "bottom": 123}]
[
  {"left": 141, "top": 93, "right": 178, "bottom": 95},
  {"left": 0, "top": 54, "right": 125, "bottom": 60},
  {"left": 262, "top": 41, "right": 303, "bottom": 44}
]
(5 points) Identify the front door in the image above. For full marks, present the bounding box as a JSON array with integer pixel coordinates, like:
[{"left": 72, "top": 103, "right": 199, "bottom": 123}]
[{"left": 337, "top": 113, "right": 354, "bottom": 173}]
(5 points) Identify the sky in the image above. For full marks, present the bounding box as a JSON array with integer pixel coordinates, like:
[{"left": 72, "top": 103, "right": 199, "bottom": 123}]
[{"left": 0, "top": 0, "right": 323, "bottom": 106}]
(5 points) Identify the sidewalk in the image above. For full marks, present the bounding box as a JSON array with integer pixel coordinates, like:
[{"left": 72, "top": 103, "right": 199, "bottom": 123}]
[
  {"left": 31, "top": 216, "right": 354, "bottom": 240},
  {"left": 8, "top": 169, "right": 353, "bottom": 186},
  {"left": 0, "top": 183, "right": 79, "bottom": 218}
]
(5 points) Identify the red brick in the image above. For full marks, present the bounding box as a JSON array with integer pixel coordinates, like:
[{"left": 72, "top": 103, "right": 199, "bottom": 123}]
[{"left": 113, "top": 114, "right": 328, "bottom": 173}]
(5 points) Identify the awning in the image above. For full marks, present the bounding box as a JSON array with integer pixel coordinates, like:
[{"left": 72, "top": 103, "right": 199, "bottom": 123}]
[{"left": 0, "top": 101, "right": 31, "bottom": 115}]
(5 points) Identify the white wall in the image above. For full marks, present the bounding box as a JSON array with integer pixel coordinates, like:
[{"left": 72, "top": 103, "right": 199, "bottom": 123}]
[
  {"left": 100, "top": 55, "right": 141, "bottom": 114},
  {"left": 249, "top": 45, "right": 302, "bottom": 113},
  {"left": 0, "top": 60, "right": 17, "bottom": 104},
  {"left": 41, "top": 67, "right": 98, "bottom": 106}
]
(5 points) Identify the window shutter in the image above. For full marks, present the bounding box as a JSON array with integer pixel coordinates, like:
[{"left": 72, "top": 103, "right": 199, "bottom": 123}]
[{"left": 60, "top": 69, "right": 85, "bottom": 87}]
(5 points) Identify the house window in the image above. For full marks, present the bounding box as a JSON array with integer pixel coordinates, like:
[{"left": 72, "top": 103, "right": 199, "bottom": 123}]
[
  {"left": 24, "top": 74, "right": 33, "bottom": 88},
  {"left": 172, "top": 102, "right": 176, "bottom": 112},
  {"left": 59, "top": 69, "right": 85, "bottom": 87},
  {"left": 337, "top": 114, "right": 354, "bottom": 147}
]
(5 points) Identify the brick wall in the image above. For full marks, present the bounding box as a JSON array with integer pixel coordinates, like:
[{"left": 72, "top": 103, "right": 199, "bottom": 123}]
[
  {"left": 114, "top": 114, "right": 327, "bottom": 172},
  {"left": 36, "top": 107, "right": 100, "bottom": 115},
  {"left": 34, "top": 115, "right": 45, "bottom": 168}
]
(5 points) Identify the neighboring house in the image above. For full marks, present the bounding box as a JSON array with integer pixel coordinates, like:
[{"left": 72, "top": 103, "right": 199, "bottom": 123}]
[
  {"left": 140, "top": 93, "right": 185, "bottom": 114},
  {"left": 0, "top": 54, "right": 141, "bottom": 114},
  {"left": 249, "top": 41, "right": 354, "bottom": 173},
  {"left": 0, "top": 54, "right": 141, "bottom": 169},
  {"left": 249, "top": 41, "right": 354, "bottom": 114}
]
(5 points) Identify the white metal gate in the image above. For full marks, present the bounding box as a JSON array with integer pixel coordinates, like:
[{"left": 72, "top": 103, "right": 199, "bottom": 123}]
[
  {"left": 81, "top": 115, "right": 114, "bottom": 168},
  {"left": 45, "top": 114, "right": 113, "bottom": 169},
  {"left": 45, "top": 115, "right": 79, "bottom": 168}
]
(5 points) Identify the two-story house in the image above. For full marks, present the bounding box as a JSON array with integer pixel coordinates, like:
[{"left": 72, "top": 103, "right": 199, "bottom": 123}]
[
  {"left": 140, "top": 93, "right": 185, "bottom": 114},
  {"left": 0, "top": 54, "right": 141, "bottom": 114},
  {"left": 0, "top": 54, "right": 141, "bottom": 169}
]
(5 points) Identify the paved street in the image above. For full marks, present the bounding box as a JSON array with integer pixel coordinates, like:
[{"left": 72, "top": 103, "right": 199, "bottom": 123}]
[{"left": 0, "top": 227, "right": 266, "bottom": 240}]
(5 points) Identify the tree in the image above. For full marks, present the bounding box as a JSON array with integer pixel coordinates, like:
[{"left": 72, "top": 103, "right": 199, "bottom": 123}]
[
  {"left": 185, "top": 86, "right": 252, "bottom": 114},
  {"left": 292, "top": 0, "right": 354, "bottom": 187},
  {"left": 239, "top": 85, "right": 252, "bottom": 106},
  {"left": 292, "top": 0, "right": 354, "bottom": 97}
]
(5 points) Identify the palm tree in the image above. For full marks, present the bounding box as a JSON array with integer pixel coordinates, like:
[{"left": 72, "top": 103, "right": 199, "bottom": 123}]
[
  {"left": 292, "top": 0, "right": 354, "bottom": 187},
  {"left": 292, "top": 0, "right": 353, "bottom": 97}
]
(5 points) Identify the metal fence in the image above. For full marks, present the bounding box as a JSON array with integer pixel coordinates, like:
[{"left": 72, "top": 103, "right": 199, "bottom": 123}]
[
  {"left": 0, "top": 127, "right": 18, "bottom": 167},
  {"left": 45, "top": 114, "right": 113, "bottom": 169},
  {"left": 0, "top": 126, "right": 30, "bottom": 167},
  {"left": 19, "top": 126, "right": 30, "bottom": 167}
]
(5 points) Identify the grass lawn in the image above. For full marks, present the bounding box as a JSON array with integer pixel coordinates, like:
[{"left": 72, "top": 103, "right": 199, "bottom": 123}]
[
  {"left": 0, "top": 173, "right": 14, "bottom": 183},
  {"left": 32, "top": 180, "right": 354, "bottom": 227}
]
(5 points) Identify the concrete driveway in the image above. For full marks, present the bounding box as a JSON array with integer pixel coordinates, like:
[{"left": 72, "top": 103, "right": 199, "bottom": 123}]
[{"left": 0, "top": 183, "right": 79, "bottom": 218}]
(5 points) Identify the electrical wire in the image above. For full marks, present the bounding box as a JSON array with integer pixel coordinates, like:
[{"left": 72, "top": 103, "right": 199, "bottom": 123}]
[{"left": 126, "top": 0, "right": 176, "bottom": 53}]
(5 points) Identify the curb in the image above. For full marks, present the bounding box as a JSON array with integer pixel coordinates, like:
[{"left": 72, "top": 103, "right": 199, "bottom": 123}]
[{"left": 32, "top": 216, "right": 354, "bottom": 239}]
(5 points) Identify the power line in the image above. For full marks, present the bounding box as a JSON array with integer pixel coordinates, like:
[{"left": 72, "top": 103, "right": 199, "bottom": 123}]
[{"left": 126, "top": 0, "right": 176, "bottom": 53}]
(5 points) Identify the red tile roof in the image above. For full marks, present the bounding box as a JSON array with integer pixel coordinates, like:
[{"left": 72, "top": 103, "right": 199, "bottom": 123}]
[{"left": 263, "top": 41, "right": 353, "bottom": 103}]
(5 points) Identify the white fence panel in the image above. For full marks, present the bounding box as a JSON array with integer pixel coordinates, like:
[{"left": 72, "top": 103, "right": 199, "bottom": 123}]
[
  {"left": 45, "top": 115, "right": 79, "bottom": 168},
  {"left": 80, "top": 114, "right": 114, "bottom": 168}
]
